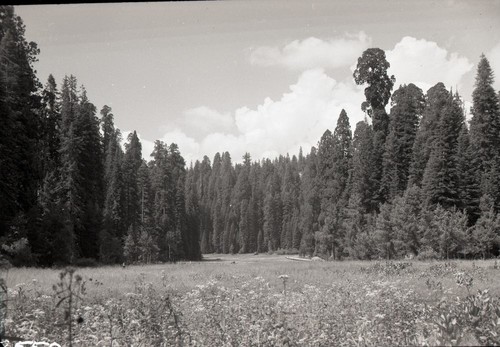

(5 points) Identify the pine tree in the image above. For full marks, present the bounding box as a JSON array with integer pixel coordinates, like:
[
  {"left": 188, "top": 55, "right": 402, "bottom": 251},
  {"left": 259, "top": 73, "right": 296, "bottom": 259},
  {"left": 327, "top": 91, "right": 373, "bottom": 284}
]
[
  {"left": 390, "top": 185, "right": 422, "bottom": 257},
  {"left": 0, "top": 6, "right": 41, "bottom": 239},
  {"left": 34, "top": 75, "right": 62, "bottom": 265},
  {"left": 457, "top": 126, "right": 481, "bottom": 224},
  {"left": 210, "top": 153, "right": 223, "bottom": 252},
  {"left": 263, "top": 171, "right": 282, "bottom": 252},
  {"left": 469, "top": 55, "right": 500, "bottom": 213},
  {"left": 57, "top": 75, "right": 82, "bottom": 262},
  {"left": 469, "top": 55, "right": 500, "bottom": 175},
  {"left": 373, "top": 202, "right": 395, "bottom": 259},
  {"left": 471, "top": 195, "right": 500, "bottom": 259},
  {"left": 349, "top": 120, "right": 375, "bottom": 213},
  {"left": 123, "top": 131, "right": 143, "bottom": 231},
  {"left": 197, "top": 156, "right": 213, "bottom": 253},
  {"left": 382, "top": 84, "right": 424, "bottom": 200},
  {"left": 232, "top": 153, "right": 252, "bottom": 252},
  {"left": 100, "top": 106, "right": 125, "bottom": 264},
  {"left": 409, "top": 83, "right": 452, "bottom": 187},
  {"left": 421, "top": 91, "right": 464, "bottom": 208},
  {"left": 434, "top": 206, "right": 468, "bottom": 259}
]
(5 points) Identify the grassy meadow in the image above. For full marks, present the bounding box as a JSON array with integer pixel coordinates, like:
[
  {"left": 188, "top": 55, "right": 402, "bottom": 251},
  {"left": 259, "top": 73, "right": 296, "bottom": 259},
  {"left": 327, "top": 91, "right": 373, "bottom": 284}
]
[{"left": 1, "top": 255, "right": 500, "bottom": 346}]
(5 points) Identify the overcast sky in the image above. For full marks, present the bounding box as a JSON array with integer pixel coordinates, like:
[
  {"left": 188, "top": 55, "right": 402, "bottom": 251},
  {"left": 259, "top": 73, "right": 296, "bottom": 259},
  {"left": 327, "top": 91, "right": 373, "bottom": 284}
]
[{"left": 15, "top": 1, "right": 500, "bottom": 164}]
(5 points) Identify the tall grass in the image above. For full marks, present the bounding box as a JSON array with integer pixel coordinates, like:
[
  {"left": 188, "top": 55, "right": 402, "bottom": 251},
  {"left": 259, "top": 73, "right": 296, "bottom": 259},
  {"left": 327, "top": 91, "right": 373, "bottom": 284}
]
[{"left": 1, "top": 255, "right": 500, "bottom": 346}]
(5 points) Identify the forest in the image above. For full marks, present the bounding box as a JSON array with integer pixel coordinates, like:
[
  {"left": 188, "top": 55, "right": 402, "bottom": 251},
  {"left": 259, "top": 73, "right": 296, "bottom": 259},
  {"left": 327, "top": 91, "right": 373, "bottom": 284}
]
[{"left": 1, "top": 5, "right": 500, "bottom": 267}]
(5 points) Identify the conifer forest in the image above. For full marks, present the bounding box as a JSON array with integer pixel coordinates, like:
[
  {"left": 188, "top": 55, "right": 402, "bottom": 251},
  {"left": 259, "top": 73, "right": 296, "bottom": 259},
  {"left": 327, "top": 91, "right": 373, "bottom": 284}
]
[
  {"left": 1, "top": 4, "right": 500, "bottom": 269},
  {"left": 4, "top": 4, "right": 500, "bottom": 347}
]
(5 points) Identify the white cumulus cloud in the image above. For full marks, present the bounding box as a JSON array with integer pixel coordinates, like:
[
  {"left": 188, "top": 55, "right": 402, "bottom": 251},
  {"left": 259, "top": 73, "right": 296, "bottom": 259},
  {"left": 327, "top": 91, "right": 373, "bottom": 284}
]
[
  {"left": 175, "top": 106, "right": 235, "bottom": 140},
  {"left": 157, "top": 69, "right": 366, "bottom": 164},
  {"left": 249, "top": 32, "right": 371, "bottom": 70},
  {"left": 386, "top": 36, "right": 473, "bottom": 92}
]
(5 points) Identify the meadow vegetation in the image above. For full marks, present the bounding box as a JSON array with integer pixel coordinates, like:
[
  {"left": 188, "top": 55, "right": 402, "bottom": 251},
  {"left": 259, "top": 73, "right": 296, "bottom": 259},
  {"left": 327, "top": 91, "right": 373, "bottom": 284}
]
[{"left": 1, "top": 255, "right": 500, "bottom": 346}]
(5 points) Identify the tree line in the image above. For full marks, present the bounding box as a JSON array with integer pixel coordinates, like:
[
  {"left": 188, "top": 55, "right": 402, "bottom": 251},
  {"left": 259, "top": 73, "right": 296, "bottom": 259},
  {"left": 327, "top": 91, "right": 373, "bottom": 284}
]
[
  {"left": 185, "top": 49, "right": 500, "bottom": 260},
  {"left": 0, "top": 6, "right": 199, "bottom": 266},
  {"left": 1, "top": 6, "right": 500, "bottom": 266}
]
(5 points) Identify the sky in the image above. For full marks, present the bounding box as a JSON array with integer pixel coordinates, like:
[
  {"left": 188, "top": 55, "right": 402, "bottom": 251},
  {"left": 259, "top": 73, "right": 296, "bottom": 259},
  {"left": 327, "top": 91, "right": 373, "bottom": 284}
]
[{"left": 15, "top": 0, "right": 500, "bottom": 164}]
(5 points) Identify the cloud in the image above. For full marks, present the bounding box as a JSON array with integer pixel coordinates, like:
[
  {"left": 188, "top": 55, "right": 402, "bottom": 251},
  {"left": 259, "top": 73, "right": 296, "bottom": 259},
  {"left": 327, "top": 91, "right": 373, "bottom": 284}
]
[
  {"left": 487, "top": 41, "right": 500, "bottom": 90},
  {"left": 157, "top": 69, "right": 366, "bottom": 164},
  {"left": 386, "top": 36, "right": 473, "bottom": 92},
  {"left": 249, "top": 32, "right": 371, "bottom": 70},
  {"left": 173, "top": 106, "right": 235, "bottom": 140}
]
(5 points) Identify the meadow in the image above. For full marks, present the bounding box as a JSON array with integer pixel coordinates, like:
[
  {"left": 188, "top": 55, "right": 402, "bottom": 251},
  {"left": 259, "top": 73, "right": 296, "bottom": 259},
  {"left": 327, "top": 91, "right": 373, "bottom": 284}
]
[{"left": 1, "top": 255, "right": 500, "bottom": 346}]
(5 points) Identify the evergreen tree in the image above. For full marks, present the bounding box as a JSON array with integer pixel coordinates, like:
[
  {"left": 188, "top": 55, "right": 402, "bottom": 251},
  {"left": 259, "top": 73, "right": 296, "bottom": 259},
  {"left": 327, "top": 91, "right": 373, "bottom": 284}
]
[
  {"left": 57, "top": 75, "right": 82, "bottom": 262},
  {"left": 434, "top": 206, "right": 468, "bottom": 259},
  {"left": 373, "top": 202, "right": 395, "bottom": 259},
  {"left": 469, "top": 55, "right": 500, "bottom": 212},
  {"left": 457, "top": 126, "right": 481, "bottom": 224},
  {"left": 197, "top": 156, "right": 213, "bottom": 253},
  {"left": 100, "top": 106, "right": 125, "bottom": 264},
  {"left": 123, "top": 131, "right": 143, "bottom": 231},
  {"left": 349, "top": 120, "right": 375, "bottom": 212},
  {"left": 0, "top": 6, "right": 41, "bottom": 240},
  {"left": 281, "top": 158, "right": 300, "bottom": 250},
  {"left": 263, "top": 171, "right": 282, "bottom": 252},
  {"left": 469, "top": 55, "right": 500, "bottom": 175},
  {"left": 472, "top": 195, "right": 500, "bottom": 259},
  {"left": 232, "top": 153, "right": 252, "bottom": 252},
  {"left": 298, "top": 149, "right": 319, "bottom": 256},
  {"left": 421, "top": 91, "right": 464, "bottom": 208},
  {"left": 185, "top": 165, "right": 201, "bottom": 260},
  {"left": 353, "top": 48, "right": 395, "bottom": 207},
  {"left": 390, "top": 185, "right": 422, "bottom": 257},
  {"left": 382, "top": 84, "right": 424, "bottom": 200},
  {"left": 409, "top": 83, "right": 451, "bottom": 187}
]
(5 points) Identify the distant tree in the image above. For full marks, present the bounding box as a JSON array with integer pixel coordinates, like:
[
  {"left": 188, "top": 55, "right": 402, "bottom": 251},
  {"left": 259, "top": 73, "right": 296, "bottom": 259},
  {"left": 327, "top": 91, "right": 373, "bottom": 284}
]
[
  {"left": 281, "top": 159, "right": 300, "bottom": 250},
  {"left": 197, "top": 156, "right": 213, "bottom": 253},
  {"left": 421, "top": 91, "right": 464, "bottom": 208},
  {"left": 100, "top": 106, "right": 125, "bottom": 264},
  {"left": 354, "top": 48, "right": 395, "bottom": 207},
  {"left": 349, "top": 120, "right": 375, "bottom": 213},
  {"left": 232, "top": 153, "right": 252, "bottom": 252},
  {"left": 342, "top": 193, "right": 365, "bottom": 258},
  {"left": 263, "top": 171, "right": 282, "bottom": 252},
  {"left": 184, "top": 165, "right": 201, "bottom": 260},
  {"left": 298, "top": 148, "right": 319, "bottom": 256},
  {"left": 469, "top": 55, "right": 500, "bottom": 212},
  {"left": 373, "top": 202, "right": 395, "bottom": 259},
  {"left": 0, "top": 6, "right": 41, "bottom": 241},
  {"left": 353, "top": 48, "right": 396, "bottom": 119},
  {"left": 434, "top": 206, "right": 468, "bottom": 259},
  {"left": 382, "top": 84, "right": 424, "bottom": 200},
  {"left": 409, "top": 83, "right": 451, "bottom": 187},
  {"left": 470, "top": 55, "right": 500, "bottom": 173},
  {"left": 390, "top": 185, "right": 422, "bottom": 257},
  {"left": 457, "top": 126, "right": 481, "bottom": 224},
  {"left": 123, "top": 131, "right": 143, "bottom": 232},
  {"left": 472, "top": 195, "right": 500, "bottom": 259}
]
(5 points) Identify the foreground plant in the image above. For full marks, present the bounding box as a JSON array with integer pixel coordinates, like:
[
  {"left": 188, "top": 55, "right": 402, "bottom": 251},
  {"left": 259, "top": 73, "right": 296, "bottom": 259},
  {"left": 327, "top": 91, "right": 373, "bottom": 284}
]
[{"left": 52, "top": 268, "right": 86, "bottom": 347}]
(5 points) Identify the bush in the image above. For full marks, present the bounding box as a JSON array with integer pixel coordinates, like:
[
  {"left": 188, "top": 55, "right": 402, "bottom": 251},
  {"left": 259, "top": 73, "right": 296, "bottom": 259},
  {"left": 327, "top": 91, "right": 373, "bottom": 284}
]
[{"left": 1, "top": 237, "right": 35, "bottom": 267}]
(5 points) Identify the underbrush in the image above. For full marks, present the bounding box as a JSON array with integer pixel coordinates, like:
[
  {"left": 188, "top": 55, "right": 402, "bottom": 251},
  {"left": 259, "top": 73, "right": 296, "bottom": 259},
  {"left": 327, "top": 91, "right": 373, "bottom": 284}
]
[{"left": 1, "top": 260, "right": 499, "bottom": 346}]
